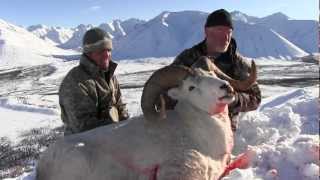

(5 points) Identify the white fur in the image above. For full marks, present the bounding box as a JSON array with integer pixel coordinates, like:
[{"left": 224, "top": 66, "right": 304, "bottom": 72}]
[{"left": 36, "top": 71, "right": 234, "bottom": 180}]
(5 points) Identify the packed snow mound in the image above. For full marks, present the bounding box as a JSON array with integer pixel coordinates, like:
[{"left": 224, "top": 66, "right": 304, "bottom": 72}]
[
  {"left": 0, "top": 19, "right": 75, "bottom": 68},
  {"left": 235, "top": 89, "right": 319, "bottom": 152},
  {"left": 225, "top": 88, "right": 319, "bottom": 180},
  {"left": 224, "top": 135, "right": 319, "bottom": 180}
]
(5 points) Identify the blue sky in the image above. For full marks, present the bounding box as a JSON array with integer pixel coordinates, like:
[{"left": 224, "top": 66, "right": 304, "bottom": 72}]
[{"left": 0, "top": 0, "right": 318, "bottom": 27}]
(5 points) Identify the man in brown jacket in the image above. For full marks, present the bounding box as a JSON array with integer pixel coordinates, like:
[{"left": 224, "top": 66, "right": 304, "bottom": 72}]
[
  {"left": 172, "top": 9, "right": 261, "bottom": 131},
  {"left": 59, "top": 28, "right": 129, "bottom": 135}
]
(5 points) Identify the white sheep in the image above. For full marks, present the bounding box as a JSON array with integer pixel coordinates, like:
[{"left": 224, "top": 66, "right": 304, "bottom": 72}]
[{"left": 36, "top": 57, "right": 257, "bottom": 180}]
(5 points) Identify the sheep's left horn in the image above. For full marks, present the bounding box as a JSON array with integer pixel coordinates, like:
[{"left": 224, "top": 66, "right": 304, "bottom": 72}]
[{"left": 141, "top": 65, "right": 195, "bottom": 121}]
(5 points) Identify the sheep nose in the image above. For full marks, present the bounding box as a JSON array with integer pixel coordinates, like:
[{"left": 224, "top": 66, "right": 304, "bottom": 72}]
[{"left": 220, "top": 84, "right": 234, "bottom": 94}]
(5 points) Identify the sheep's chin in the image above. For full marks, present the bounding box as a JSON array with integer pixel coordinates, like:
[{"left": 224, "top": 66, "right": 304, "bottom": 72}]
[{"left": 208, "top": 102, "right": 228, "bottom": 115}]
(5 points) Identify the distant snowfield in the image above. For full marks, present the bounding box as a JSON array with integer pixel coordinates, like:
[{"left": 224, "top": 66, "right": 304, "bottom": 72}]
[
  {"left": 0, "top": 96, "right": 60, "bottom": 143},
  {"left": 0, "top": 19, "right": 77, "bottom": 68},
  {"left": 0, "top": 56, "right": 318, "bottom": 180},
  {"left": 0, "top": 57, "right": 173, "bottom": 141}
]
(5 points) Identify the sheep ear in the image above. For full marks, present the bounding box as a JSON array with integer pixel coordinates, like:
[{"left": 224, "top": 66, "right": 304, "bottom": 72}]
[{"left": 168, "top": 87, "right": 180, "bottom": 100}]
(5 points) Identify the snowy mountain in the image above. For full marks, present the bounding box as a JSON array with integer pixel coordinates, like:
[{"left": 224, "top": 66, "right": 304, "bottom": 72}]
[
  {"left": 113, "top": 11, "right": 207, "bottom": 59},
  {"left": 56, "top": 19, "right": 146, "bottom": 50},
  {"left": 233, "top": 21, "right": 308, "bottom": 59},
  {"left": 120, "top": 18, "right": 147, "bottom": 35},
  {"left": 231, "top": 11, "right": 260, "bottom": 24},
  {"left": 27, "top": 24, "right": 74, "bottom": 45},
  {"left": 113, "top": 10, "right": 310, "bottom": 59},
  {"left": 27, "top": 18, "right": 146, "bottom": 49},
  {"left": 255, "top": 13, "right": 318, "bottom": 53},
  {"left": 58, "top": 24, "right": 93, "bottom": 50},
  {"left": 99, "top": 18, "right": 146, "bottom": 40},
  {"left": 0, "top": 19, "right": 75, "bottom": 68},
  {"left": 98, "top": 21, "right": 125, "bottom": 39},
  {"left": 231, "top": 11, "right": 318, "bottom": 53},
  {"left": 259, "top": 12, "right": 291, "bottom": 23},
  {"left": 25, "top": 10, "right": 317, "bottom": 60}
]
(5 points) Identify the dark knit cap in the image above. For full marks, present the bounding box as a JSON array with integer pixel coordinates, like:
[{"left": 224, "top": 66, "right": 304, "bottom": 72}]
[
  {"left": 82, "top": 28, "right": 112, "bottom": 53},
  {"left": 205, "top": 9, "right": 233, "bottom": 29}
]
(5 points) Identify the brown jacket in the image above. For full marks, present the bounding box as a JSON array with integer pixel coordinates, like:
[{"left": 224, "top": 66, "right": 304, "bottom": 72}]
[
  {"left": 172, "top": 39, "right": 261, "bottom": 131},
  {"left": 59, "top": 54, "right": 129, "bottom": 135}
]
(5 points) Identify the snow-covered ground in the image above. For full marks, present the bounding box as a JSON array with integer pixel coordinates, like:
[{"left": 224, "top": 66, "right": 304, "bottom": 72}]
[
  {"left": 227, "top": 87, "right": 319, "bottom": 180},
  {"left": 0, "top": 57, "right": 319, "bottom": 180}
]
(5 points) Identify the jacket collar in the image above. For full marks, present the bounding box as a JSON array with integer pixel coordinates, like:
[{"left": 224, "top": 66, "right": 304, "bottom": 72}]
[{"left": 79, "top": 54, "right": 118, "bottom": 80}]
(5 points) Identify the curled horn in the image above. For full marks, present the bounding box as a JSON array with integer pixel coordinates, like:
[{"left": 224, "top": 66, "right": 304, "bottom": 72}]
[
  {"left": 192, "top": 56, "right": 257, "bottom": 91},
  {"left": 141, "top": 65, "right": 195, "bottom": 121}
]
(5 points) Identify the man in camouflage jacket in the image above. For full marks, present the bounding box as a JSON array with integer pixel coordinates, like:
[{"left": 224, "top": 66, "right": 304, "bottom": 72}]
[
  {"left": 172, "top": 9, "right": 261, "bottom": 131},
  {"left": 59, "top": 28, "right": 129, "bottom": 135}
]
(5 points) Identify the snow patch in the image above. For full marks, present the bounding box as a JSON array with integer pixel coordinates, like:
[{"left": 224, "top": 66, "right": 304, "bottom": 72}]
[{"left": 161, "top": 12, "right": 170, "bottom": 27}]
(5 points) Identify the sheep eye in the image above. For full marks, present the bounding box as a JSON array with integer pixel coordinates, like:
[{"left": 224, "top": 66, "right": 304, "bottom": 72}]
[{"left": 188, "top": 86, "right": 195, "bottom": 91}]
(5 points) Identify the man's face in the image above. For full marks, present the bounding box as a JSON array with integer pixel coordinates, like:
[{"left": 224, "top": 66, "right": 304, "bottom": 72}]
[
  {"left": 89, "top": 48, "right": 112, "bottom": 70},
  {"left": 205, "top": 26, "right": 233, "bottom": 53}
]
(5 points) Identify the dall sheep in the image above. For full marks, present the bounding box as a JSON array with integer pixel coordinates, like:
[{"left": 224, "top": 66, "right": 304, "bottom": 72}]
[{"left": 36, "top": 56, "right": 257, "bottom": 180}]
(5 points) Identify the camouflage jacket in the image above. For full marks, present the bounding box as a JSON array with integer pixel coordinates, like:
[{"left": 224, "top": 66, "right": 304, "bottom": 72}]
[
  {"left": 59, "top": 54, "right": 129, "bottom": 135},
  {"left": 172, "top": 39, "right": 261, "bottom": 131}
]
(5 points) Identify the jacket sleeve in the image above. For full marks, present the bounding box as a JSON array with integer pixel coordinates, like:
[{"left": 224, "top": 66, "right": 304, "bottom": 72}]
[
  {"left": 113, "top": 76, "right": 129, "bottom": 121},
  {"left": 228, "top": 54, "right": 262, "bottom": 114},
  {"left": 59, "top": 81, "right": 109, "bottom": 133}
]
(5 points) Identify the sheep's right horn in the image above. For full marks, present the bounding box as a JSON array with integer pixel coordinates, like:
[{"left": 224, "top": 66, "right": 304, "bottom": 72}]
[
  {"left": 214, "top": 61, "right": 257, "bottom": 91},
  {"left": 192, "top": 56, "right": 257, "bottom": 91},
  {"left": 141, "top": 65, "right": 194, "bottom": 121}
]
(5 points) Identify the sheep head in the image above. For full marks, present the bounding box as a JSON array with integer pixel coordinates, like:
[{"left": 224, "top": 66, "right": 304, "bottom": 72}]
[
  {"left": 141, "top": 56, "right": 257, "bottom": 121},
  {"left": 167, "top": 68, "right": 235, "bottom": 116}
]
